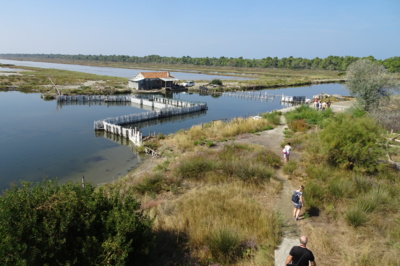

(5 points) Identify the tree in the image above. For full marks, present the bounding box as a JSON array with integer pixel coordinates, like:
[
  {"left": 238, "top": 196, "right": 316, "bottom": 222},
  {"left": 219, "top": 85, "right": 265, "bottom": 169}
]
[
  {"left": 346, "top": 59, "right": 396, "bottom": 111},
  {"left": 210, "top": 79, "right": 223, "bottom": 86},
  {"left": 0, "top": 180, "right": 154, "bottom": 265},
  {"left": 320, "top": 113, "right": 385, "bottom": 172}
]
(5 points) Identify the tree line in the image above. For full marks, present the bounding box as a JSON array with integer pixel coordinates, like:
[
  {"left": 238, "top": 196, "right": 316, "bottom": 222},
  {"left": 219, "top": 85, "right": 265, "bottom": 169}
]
[{"left": 1, "top": 53, "right": 399, "bottom": 72}]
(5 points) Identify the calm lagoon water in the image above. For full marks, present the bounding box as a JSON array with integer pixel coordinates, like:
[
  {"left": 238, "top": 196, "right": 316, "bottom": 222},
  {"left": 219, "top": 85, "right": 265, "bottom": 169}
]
[
  {"left": 0, "top": 59, "right": 350, "bottom": 191},
  {"left": 0, "top": 83, "right": 349, "bottom": 191}
]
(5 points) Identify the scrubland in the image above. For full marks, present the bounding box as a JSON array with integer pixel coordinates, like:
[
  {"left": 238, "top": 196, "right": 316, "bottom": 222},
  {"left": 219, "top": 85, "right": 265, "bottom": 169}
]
[{"left": 110, "top": 100, "right": 400, "bottom": 265}]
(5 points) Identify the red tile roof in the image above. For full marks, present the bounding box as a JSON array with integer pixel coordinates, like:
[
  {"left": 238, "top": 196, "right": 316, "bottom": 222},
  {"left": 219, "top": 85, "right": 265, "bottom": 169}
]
[{"left": 140, "top": 72, "right": 174, "bottom": 79}]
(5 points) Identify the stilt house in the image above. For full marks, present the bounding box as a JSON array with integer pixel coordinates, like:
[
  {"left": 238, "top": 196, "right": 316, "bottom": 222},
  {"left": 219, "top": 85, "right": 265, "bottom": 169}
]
[{"left": 128, "top": 72, "right": 178, "bottom": 90}]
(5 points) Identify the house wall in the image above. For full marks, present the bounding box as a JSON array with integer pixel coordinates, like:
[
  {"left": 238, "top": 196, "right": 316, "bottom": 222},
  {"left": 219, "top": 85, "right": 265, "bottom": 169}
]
[
  {"left": 128, "top": 80, "right": 140, "bottom": 89},
  {"left": 143, "top": 79, "right": 162, "bottom": 90},
  {"left": 128, "top": 77, "right": 167, "bottom": 90}
]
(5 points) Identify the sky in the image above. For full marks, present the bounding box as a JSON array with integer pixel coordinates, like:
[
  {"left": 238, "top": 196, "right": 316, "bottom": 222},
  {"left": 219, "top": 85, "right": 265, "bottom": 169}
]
[{"left": 1, "top": 0, "right": 399, "bottom": 60}]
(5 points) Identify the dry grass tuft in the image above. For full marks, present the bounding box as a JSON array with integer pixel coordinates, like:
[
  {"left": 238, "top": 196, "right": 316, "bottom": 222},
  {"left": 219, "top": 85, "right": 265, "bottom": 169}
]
[{"left": 154, "top": 182, "right": 281, "bottom": 264}]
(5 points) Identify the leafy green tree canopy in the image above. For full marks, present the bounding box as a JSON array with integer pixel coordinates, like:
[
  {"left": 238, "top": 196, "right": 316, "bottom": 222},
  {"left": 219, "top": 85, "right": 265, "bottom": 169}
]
[
  {"left": 210, "top": 79, "right": 223, "bottom": 86},
  {"left": 320, "top": 112, "right": 385, "bottom": 172},
  {"left": 0, "top": 180, "right": 154, "bottom": 265},
  {"left": 346, "top": 59, "right": 396, "bottom": 111}
]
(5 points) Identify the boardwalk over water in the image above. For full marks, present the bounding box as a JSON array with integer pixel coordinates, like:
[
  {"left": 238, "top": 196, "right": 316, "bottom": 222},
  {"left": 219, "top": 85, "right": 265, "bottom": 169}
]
[
  {"left": 217, "top": 91, "right": 308, "bottom": 104},
  {"left": 57, "top": 95, "right": 208, "bottom": 146}
]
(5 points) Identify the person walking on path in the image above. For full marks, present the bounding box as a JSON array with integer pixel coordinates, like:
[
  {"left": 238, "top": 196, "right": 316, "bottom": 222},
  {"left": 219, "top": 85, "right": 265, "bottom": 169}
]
[
  {"left": 283, "top": 142, "right": 292, "bottom": 163},
  {"left": 284, "top": 235, "right": 316, "bottom": 266},
  {"left": 292, "top": 185, "right": 304, "bottom": 221}
]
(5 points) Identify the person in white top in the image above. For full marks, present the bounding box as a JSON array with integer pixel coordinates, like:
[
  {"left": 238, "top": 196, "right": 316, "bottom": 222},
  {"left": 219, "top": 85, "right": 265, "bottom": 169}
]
[{"left": 283, "top": 142, "right": 292, "bottom": 163}]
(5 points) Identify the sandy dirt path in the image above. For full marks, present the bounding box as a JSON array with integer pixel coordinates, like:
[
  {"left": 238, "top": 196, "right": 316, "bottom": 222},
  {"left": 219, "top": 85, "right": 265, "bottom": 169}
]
[
  {"left": 234, "top": 102, "right": 354, "bottom": 265},
  {"left": 232, "top": 108, "right": 301, "bottom": 265}
]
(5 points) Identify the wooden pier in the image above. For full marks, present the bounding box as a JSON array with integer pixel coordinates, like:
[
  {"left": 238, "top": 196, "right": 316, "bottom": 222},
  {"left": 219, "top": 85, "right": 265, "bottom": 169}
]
[
  {"left": 222, "top": 91, "right": 276, "bottom": 101},
  {"left": 63, "top": 95, "right": 208, "bottom": 147},
  {"left": 221, "top": 91, "right": 309, "bottom": 104}
]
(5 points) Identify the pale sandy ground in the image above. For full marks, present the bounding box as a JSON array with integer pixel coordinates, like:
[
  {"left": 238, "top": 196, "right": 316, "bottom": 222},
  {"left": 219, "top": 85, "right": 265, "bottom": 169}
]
[{"left": 0, "top": 72, "right": 22, "bottom": 76}]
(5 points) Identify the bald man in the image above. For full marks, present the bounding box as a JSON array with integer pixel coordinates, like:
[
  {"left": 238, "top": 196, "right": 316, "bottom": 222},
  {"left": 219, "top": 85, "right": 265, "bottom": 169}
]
[{"left": 284, "top": 236, "right": 316, "bottom": 266}]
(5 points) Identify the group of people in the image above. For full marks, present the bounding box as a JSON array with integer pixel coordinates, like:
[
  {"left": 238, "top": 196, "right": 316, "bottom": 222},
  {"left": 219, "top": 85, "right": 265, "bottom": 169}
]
[
  {"left": 281, "top": 142, "right": 316, "bottom": 265},
  {"left": 312, "top": 98, "right": 331, "bottom": 111}
]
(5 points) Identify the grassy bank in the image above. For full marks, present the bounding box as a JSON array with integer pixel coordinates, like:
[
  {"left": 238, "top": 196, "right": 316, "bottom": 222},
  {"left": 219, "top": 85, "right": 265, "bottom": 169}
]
[
  {"left": 282, "top": 103, "right": 400, "bottom": 265},
  {"left": 0, "top": 65, "right": 129, "bottom": 96},
  {"left": 1, "top": 58, "right": 347, "bottom": 95},
  {"left": 105, "top": 112, "right": 284, "bottom": 265},
  {"left": 114, "top": 101, "right": 400, "bottom": 265}
]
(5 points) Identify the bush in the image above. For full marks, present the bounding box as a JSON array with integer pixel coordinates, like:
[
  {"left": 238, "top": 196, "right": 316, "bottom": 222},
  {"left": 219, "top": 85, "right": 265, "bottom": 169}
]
[
  {"left": 134, "top": 172, "right": 166, "bottom": 195},
  {"left": 356, "top": 187, "right": 390, "bottom": 213},
  {"left": 283, "top": 161, "right": 297, "bottom": 175},
  {"left": 175, "top": 155, "right": 216, "bottom": 179},
  {"left": 261, "top": 111, "right": 281, "bottom": 125},
  {"left": 208, "top": 229, "right": 241, "bottom": 264},
  {"left": 345, "top": 205, "right": 368, "bottom": 227},
  {"left": 0, "top": 180, "right": 154, "bottom": 265},
  {"left": 327, "top": 177, "right": 355, "bottom": 199},
  {"left": 303, "top": 181, "right": 326, "bottom": 209},
  {"left": 232, "top": 161, "right": 274, "bottom": 184},
  {"left": 285, "top": 105, "right": 334, "bottom": 129},
  {"left": 319, "top": 113, "right": 385, "bottom": 172},
  {"left": 210, "top": 79, "right": 223, "bottom": 86},
  {"left": 289, "top": 119, "right": 309, "bottom": 132}
]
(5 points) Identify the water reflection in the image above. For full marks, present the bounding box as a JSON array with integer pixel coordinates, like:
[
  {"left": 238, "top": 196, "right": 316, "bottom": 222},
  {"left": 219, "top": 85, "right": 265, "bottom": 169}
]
[
  {"left": 123, "top": 110, "right": 207, "bottom": 135},
  {"left": 0, "top": 83, "right": 351, "bottom": 191},
  {"left": 57, "top": 100, "right": 157, "bottom": 111}
]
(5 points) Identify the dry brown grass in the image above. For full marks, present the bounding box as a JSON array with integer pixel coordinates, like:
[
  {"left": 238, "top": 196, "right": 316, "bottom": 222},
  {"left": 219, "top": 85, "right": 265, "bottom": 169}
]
[
  {"left": 106, "top": 114, "right": 283, "bottom": 264},
  {"left": 153, "top": 182, "right": 281, "bottom": 264},
  {"left": 163, "top": 117, "right": 272, "bottom": 153}
]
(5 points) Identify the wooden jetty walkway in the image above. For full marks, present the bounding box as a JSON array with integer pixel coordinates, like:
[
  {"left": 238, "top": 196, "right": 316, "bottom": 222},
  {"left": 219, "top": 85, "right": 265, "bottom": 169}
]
[
  {"left": 56, "top": 95, "right": 208, "bottom": 147},
  {"left": 221, "top": 91, "right": 309, "bottom": 104}
]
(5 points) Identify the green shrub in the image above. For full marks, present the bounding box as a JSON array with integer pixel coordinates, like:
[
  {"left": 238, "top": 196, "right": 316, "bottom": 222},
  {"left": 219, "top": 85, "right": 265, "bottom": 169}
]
[
  {"left": 0, "top": 180, "right": 154, "bottom": 265},
  {"left": 283, "top": 161, "right": 297, "bottom": 175},
  {"left": 154, "top": 160, "right": 170, "bottom": 172},
  {"left": 254, "top": 149, "right": 281, "bottom": 168},
  {"left": 210, "top": 79, "right": 223, "bottom": 86},
  {"left": 261, "top": 111, "right": 281, "bottom": 125},
  {"left": 283, "top": 128, "right": 293, "bottom": 138},
  {"left": 176, "top": 156, "right": 216, "bottom": 179},
  {"left": 206, "top": 140, "right": 216, "bottom": 147},
  {"left": 134, "top": 173, "right": 166, "bottom": 195},
  {"left": 285, "top": 105, "right": 334, "bottom": 129},
  {"left": 327, "top": 177, "right": 355, "bottom": 199},
  {"left": 157, "top": 133, "right": 166, "bottom": 140},
  {"left": 304, "top": 181, "right": 326, "bottom": 208},
  {"left": 208, "top": 229, "right": 241, "bottom": 264},
  {"left": 345, "top": 205, "right": 368, "bottom": 227},
  {"left": 232, "top": 161, "right": 274, "bottom": 184},
  {"left": 352, "top": 175, "right": 374, "bottom": 193},
  {"left": 305, "top": 164, "right": 332, "bottom": 181},
  {"left": 356, "top": 187, "right": 390, "bottom": 213},
  {"left": 319, "top": 113, "right": 385, "bottom": 172}
]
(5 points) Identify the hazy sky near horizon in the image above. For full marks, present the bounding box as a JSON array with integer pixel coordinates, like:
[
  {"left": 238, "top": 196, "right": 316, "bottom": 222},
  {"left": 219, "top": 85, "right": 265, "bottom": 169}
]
[{"left": 1, "top": 0, "right": 398, "bottom": 60}]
